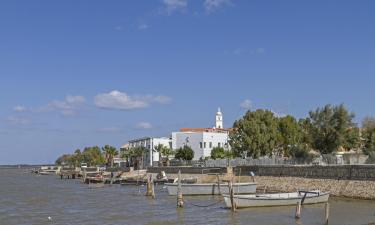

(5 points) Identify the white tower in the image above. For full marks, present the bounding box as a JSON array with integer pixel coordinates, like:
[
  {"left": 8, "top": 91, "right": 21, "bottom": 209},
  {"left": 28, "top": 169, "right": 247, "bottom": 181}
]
[{"left": 216, "top": 107, "right": 223, "bottom": 129}]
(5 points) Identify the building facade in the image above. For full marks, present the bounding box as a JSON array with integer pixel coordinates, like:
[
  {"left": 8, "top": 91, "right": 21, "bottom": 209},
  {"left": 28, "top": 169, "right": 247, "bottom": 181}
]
[
  {"left": 171, "top": 131, "right": 229, "bottom": 160},
  {"left": 171, "top": 108, "right": 230, "bottom": 160},
  {"left": 127, "top": 137, "right": 171, "bottom": 167}
]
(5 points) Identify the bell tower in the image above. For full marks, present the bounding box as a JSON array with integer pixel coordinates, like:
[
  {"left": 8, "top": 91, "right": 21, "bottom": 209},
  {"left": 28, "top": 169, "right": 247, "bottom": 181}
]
[{"left": 215, "top": 107, "right": 223, "bottom": 129}]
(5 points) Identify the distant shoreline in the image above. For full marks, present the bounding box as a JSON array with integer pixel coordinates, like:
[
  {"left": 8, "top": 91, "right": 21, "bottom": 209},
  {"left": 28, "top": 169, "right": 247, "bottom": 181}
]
[{"left": 0, "top": 164, "right": 54, "bottom": 169}]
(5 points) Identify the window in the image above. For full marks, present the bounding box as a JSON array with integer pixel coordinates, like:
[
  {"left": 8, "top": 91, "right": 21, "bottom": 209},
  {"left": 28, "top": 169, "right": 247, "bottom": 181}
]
[
  {"left": 200, "top": 142, "right": 203, "bottom": 149},
  {"left": 209, "top": 142, "right": 212, "bottom": 148},
  {"left": 218, "top": 143, "right": 221, "bottom": 148},
  {"left": 204, "top": 142, "right": 206, "bottom": 148}
]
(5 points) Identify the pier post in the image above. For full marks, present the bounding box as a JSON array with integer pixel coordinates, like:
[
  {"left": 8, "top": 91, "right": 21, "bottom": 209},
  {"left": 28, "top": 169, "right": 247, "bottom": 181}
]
[
  {"left": 229, "top": 179, "right": 236, "bottom": 212},
  {"left": 177, "top": 170, "right": 184, "bottom": 208},
  {"left": 324, "top": 202, "right": 330, "bottom": 225},
  {"left": 146, "top": 174, "right": 155, "bottom": 198},
  {"left": 216, "top": 174, "right": 221, "bottom": 195},
  {"left": 295, "top": 201, "right": 301, "bottom": 219}
]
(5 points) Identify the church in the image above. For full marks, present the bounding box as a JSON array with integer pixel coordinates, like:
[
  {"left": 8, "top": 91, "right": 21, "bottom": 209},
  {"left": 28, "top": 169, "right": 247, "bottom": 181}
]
[{"left": 171, "top": 108, "right": 231, "bottom": 160}]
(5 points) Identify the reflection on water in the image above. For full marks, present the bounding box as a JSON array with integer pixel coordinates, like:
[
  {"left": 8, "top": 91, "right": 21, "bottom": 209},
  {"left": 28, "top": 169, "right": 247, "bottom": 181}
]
[{"left": 1, "top": 168, "right": 375, "bottom": 225}]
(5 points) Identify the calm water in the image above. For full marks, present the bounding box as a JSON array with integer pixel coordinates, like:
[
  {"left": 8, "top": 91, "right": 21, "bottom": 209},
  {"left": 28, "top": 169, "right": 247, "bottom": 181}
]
[{"left": 1, "top": 169, "right": 375, "bottom": 225}]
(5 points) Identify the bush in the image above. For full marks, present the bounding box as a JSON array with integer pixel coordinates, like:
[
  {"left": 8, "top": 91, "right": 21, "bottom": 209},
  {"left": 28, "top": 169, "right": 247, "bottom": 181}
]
[
  {"left": 366, "top": 152, "right": 375, "bottom": 164},
  {"left": 175, "top": 146, "right": 194, "bottom": 161},
  {"left": 289, "top": 145, "right": 316, "bottom": 163},
  {"left": 211, "top": 147, "right": 226, "bottom": 159}
]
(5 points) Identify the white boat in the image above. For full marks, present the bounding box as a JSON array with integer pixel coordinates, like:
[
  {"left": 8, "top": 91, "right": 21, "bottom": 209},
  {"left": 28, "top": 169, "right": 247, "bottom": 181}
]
[
  {"left": 223, "top": 190, "right": 329, "bottom": 208},
  {"left": 165, "top": 182, "right": 257, "bottom": 196}
]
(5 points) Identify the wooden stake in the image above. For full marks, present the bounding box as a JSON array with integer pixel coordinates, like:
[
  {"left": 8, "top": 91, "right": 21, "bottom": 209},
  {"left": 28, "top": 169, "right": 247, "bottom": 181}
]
[
  {"left": 295, "top": 201, "right": 301, "bottom": 219},
  {"left": 151, "top": 178, "right": 155, "bottom": 199},
  {"left": 324, "top": 202, "right": 330, "bottom": 225},
  {"left": 146, "top": 174, "right": 152, "bottom": 196},
  {"left": 229, "top": 179, "right": 236, "bottom": 212},
  {"left": 216, "top": 174, "right": 221, "bottom": 195},
  {"left": 177, "top": 170, "right": 184, "bottom": 208}
]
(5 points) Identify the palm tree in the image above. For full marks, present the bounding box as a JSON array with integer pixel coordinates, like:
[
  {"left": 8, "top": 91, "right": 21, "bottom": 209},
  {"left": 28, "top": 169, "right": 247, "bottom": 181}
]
[
  {"left": 155, "top": 144, "right": 174, "bottom": 166},
  {"left": 120, "top": 148, "right": 131, "bottom": 167},
  {"left": 102, "top": 145, "right": 118, "bottom": 167},
  {"left": 130, "top": 147, "right": 145, "bottom": 170}
]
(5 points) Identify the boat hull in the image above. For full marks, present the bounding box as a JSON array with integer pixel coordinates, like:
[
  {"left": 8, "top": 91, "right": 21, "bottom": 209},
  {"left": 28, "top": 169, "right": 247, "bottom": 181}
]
[
  {"left": 223, "top": 191, "right": 330, "bottom": 208},
  {"left": 165, "top": 182, "right": 257, "bottom": 196}
]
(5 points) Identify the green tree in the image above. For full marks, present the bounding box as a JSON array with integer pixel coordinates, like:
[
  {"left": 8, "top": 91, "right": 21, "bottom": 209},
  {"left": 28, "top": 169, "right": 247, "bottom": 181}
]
[
  {"left": 102, "top": 145, "right": 118, "bottom": 167},
  {"left": 155, "top": 144, "right": 174, "bottom": 166},
  {"left": 210, "top": 147, "right": 226, "bottom": 159},
  {"left": 82, "top": 146, "right": 105, "bottom": 166},
  {"left": 277, "top": 115, "right": 302, "bottom": 156},
  {"left": 72, "top": 149, "right": 82, "bottom": 167},
  {"left": 175, "top": 145, "right": 194, "bottom": 161},
  {"left": 308, "top": 104, "right": 358, "bottom": 154},
  {"left": 362, "top": 117, "right": 375, "bottom": 155},
  {"left": 298, "top": 118, "right": 314, "bottom": 148},
  {"left": 129, "top": 146, "right": 146, "bottom": 169},
  {"left": 55, "top": 154, "right": 73, "bottom": 166},
  {"left": 229, "top": 109, "right": 279, "bottom": 158}
]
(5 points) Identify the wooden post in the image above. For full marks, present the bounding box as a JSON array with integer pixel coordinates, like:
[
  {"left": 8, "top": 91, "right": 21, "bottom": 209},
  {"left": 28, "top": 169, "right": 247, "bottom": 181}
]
[
  {"left": 177, "top": 170, "right": 184, "bottom": 208},
  {"left": 151, "top": 177, "right": 155, "bottom": 199},
  {"left": 216, "top": 174, "right": 221, "bottom": 195},
  {"left": 146, "top": 174, "right": 155, "bottom": 198},
  {"left": 324, "top": 202, "right": 330, "bottom": 225},
  {"left": 229, "top": 179, "right": 236, "bottom": 212},
  {"left": 295, "top": 201, "right": 301, "bottom": 219}
]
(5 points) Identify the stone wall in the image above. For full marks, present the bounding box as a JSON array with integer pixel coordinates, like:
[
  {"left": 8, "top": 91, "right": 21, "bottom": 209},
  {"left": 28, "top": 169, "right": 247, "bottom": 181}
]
[
  {"left": 147, "top": 166, "right": 227, "bottom": 174},
  {"left": 251, "top": 176, "right": 375, "bottom": 200},
  {"left": 235, "top": 165, "right": 375, "bottom": 180}
]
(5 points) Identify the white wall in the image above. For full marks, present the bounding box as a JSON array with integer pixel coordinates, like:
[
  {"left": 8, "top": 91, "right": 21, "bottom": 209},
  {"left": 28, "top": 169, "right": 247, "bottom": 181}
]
[
  {"left": 172, "top": 132, "right": 229, "bottom": 160},
  {"left": 128, "top": 137, "right": 171, "bottom": 167}
]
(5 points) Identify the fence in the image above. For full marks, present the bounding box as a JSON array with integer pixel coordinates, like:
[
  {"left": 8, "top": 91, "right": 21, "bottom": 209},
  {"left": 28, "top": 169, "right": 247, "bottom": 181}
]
[{"left": 169, "top": 154, "right": 369, "bottom": 168}]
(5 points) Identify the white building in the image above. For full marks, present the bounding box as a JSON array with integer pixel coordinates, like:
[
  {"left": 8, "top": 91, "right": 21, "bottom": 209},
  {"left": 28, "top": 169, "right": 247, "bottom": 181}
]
[
  {"left": 171, "top": 108, "right": 231, "bottom": 160},
  {"left": 128, "top": 137, "right": 171, "bottom": 167}
]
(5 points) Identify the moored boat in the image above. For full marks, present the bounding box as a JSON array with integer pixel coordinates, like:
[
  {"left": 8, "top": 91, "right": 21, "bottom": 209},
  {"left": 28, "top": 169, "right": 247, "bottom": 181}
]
[
  {"left": 223, "top": 190, "right": 329, "bottom": 208},
  {"left": 165, "top": 182, "right": 257, "bottom": 196}
]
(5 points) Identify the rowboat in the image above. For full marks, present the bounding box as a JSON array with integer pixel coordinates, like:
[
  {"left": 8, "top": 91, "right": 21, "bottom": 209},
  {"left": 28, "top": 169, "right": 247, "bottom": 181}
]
[
  {"left": 165, "top": 182, "right": 257, "bottom": 196},
  {"left": 223, "top": 190, "right": 329, "bottom": 208}
]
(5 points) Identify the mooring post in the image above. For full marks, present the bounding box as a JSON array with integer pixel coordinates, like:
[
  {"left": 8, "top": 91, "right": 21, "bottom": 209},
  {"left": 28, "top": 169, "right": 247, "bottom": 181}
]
[
  {"left": 146, "top": 174, "right": 155, "bottom": 198},
  {"left": 324, "top": 202, "right": 330, "bottom": 225},
  {"left": 229, "top": 179, "right": 236, "bottom": 212},
  {"left": 295, "top": 201, "right": 301, "bottom": 219},
  {"left": 216, "top": 174, "right": 221, "bottom": 195},
  {"left": 177, "top": 170, "right": 184, "bottom": 208},
  {"left": 151, "top": 176, "right": 155, "bottom": 199}
]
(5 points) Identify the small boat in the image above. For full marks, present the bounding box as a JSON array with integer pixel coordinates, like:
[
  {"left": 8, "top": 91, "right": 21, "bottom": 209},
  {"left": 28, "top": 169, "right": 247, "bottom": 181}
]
[
  {"left": 223, "top": 190, "right": 329, "bottom": 208},
  {"left": 165, "top": 182, "right": 257, "bottom": 196}
]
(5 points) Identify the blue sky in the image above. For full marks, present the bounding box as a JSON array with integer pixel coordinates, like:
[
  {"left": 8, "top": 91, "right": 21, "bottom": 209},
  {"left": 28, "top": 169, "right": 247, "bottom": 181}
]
[{"left": 1, "top": 0, "right": 374, "bottom": 164}]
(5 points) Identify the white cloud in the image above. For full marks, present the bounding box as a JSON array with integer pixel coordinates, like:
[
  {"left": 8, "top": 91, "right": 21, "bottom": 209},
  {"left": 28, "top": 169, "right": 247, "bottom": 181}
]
[
  {"left": 240, "top": 99, "right": 252, "bottom": 110},
  {"left": 96, "top": 127, "right": 123, "bottom": 133},
  {"left": 204, "top": 0, "right": 232, "bottom": 12},
  {"left": 36, "top": 95, "right": 86, "bottom": 116},
  {"left": 136, "top": 122, "right": 153, "bottom": 130},
  {"left": 138, "top": 23, "right": 149, "bottom": 30},
  {"left": 13, "top": 105, "right": 27, "bottom": 112},
  {"left": 6, "top": 116, "right": 30, "bottom": 125},
  {"left": 163, "top": 0, "right": 187, "bottom": 14},
  {"left": 255, "top": 48, "right": 265, "bottom": 54},
  {"left": 270, "top": 110, "right": 286, "bottom": 118},
  {"left": 94, "top": 90, "right": 171, "bottom": 110},
  {"left": 115, "top": 26, "right": 124, "bottom": 31}
]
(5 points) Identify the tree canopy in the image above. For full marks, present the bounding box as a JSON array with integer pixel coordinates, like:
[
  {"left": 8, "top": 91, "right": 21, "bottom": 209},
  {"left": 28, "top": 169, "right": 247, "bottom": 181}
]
[
  {"left": 175, "top": 145, "right": 194, "bottom": 161},
  {"left": 362, "top": 117, "right": 375, "bottom": 155},
  {"left": 229, "top": 104, "right": 362, "bottom": 159}
]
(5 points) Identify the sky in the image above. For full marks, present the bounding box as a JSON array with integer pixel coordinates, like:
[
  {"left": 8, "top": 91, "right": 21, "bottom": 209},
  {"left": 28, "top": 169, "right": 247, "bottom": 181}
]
[{"left": 0, "top": 0, "right": 374, "bottom": 164}]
